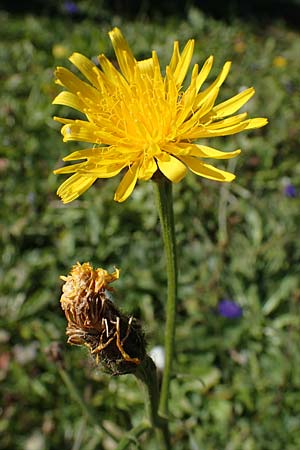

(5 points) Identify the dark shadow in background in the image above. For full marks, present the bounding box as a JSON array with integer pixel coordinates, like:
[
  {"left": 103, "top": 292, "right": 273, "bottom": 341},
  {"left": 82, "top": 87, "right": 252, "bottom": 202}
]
[{"left": 1, "top": 0, "right": 300, "bottom": 26}]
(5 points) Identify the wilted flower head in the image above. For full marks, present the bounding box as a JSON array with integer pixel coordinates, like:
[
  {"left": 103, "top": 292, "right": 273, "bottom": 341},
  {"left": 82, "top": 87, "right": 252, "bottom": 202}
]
[
  {"left": 60, "top": 262, "right": 146, "bottom": 375},
  {"left": 53, "top": 28, "right": 267, "bottom": 203},
  {"left": 217, "top": 299, "right": 243, "bottom": 319}
]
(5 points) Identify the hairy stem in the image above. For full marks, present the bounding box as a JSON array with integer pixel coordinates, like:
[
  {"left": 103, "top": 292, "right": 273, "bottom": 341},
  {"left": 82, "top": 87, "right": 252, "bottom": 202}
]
[
  {"left": 135, "top": 355, "right": 171, "bottom": 449},
  {"left": 153, "top": 176, "right": 178, "bottom": 418}
]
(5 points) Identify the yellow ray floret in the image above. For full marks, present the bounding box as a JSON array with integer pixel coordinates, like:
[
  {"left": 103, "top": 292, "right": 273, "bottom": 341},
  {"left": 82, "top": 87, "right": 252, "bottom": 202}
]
[{"left": 53, "top": 27, "right": 268, "bottom": 203}]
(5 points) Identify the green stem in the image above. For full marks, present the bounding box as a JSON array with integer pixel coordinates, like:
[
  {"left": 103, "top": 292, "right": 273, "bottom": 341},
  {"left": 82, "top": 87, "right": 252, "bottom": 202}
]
[
  {"left": 135, "top": 356, "right": 171, "bottom": 450},
  {"left": 113, "top": 355, "right": 171, "bottom": 449},
  {"left": 135, "top": 356, "right": 160, "bottom": 425},
  {"left": 153, "top": 176, "right": 178, "bottom": 417}
]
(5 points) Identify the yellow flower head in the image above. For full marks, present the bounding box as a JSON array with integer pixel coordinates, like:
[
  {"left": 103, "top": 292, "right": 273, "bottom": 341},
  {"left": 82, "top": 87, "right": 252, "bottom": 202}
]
[
  {"left": 272, "top": 55, "right": 287, "bottom": 68},
  {"left": 53, "top": 28, "right": 267, "bottom": 203},
  {"left": 52, "top": 44, "right": 69, "bottom": 59}
]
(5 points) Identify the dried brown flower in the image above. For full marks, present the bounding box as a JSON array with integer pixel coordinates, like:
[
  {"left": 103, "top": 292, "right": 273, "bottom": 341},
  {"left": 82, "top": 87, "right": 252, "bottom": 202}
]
[{"left": 60, "top": 262, "right": 146, "bottom": 375}]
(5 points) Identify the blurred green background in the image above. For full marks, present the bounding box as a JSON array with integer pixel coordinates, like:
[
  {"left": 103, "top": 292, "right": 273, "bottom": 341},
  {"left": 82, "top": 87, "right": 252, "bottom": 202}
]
[{"left": 1, "top": 1, "right": 300, "bottom": 449}]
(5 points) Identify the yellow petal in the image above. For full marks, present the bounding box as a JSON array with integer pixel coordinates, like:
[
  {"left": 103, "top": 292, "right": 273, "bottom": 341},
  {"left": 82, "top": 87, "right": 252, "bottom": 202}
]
[
  {"left": 108, "top": 27, "right": 136, "bottom": 81},
  {"left": 165, "top": 66, "right": 179, "bottom": 114},
  {"left": 211, "top": 61, "right": 232, "bottom": 88},
  {"left": 57, "top": 173, "right": 97, "bottom": 203},
  {"left": 137, "top": 57, "right": 154, "bottom": 76},
  {"left": 173, "top": 39, "right": 195, "bottom": 87},
  {"left": 61, "top": 122, "right": 99, "bottom": 143},
  {"left": 165, "top": 143, "right": 241, "bottom": 160},
  {"left": 187, "top": 116, "right": 267, "bottom": 138},
  {"left": 180, "top": 156, "right": 236, "bottom": 182},
  {"left": 79, "top": 163, "right": 126, "bottom": 177},
  {"left": 156, "top": 154, "right": 187, "bottom": 183},
  {"left": 54, "top": 161, "right": 88, "bottom": 174},
  {"left": 152, "top": 51, "right": 164, "bottom": 93},
  {"left": 69, "top": 52, "right": 100, "bottom": 88},
  {"left": 139, "top": 157, "right": 157, "bottom": 180},
  {"left": 62, "top": 148, "right": 104, "bottom": 161},
  {"left": 55, "top": 67, "right": 99, "bottom": 100},
  {"left": 53, "top": 116, "right": 74, "bottom": 125},
  {"left": 52, "top": 91, "right": 85, "bottom": 112},
  {"left": 61, "top": 148, "right": 129, "bottom": 167},
  {"left": 176, "top": 87, "right": 220, "bottom": 136},
  {"left": 168, "top": 41, "right": 180, "bottom": 73},
  {"left": 205, "top": 113, "right": 248, "bottom": 129},
  {"left": 114, "top": 162, "right": 139, "bottom": 202},
  {"left": 182, "top": 88, "right": 219, "bottom": 133},
  {"left": 196, "top": 56, "right": 214, "bottom": 92},
  {"left": 190, "top": 145, "right": 241, "bottom": 159},
  {"left": 183, "top": 121, "right": 249, "bottom": 139},
  {"left": 97, "top": 54, "right": 129, "bottom": 89},
  {"left": 244, "top": 118, "right": 268, "bottom": 129},
  {"left": 194, "top": 61, "right": 231, "bottom": 109},
  {"left": 61, "top": 122, "right": 122, "bottom": 146},
  {"left": 213, "top": 87, "right": 255, "bottom": 117},
  {"left": 175, "top": 64, "right": 198, "bottom": 126}
]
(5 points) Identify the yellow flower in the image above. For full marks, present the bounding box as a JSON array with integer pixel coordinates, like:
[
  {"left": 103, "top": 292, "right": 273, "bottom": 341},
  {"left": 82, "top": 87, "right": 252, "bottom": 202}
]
[
  {"left": 272, "top": 56, "right": 287, "bottom": 68},
  {"left": 53, "top": 28, "right": 268, "bottom": 203},
  {"left": 52, "top": 44, "right": 69, "bottom": 59}
]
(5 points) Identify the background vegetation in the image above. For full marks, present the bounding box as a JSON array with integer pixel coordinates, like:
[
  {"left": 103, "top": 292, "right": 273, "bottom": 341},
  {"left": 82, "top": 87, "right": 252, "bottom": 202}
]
[{"left": 1, "top": 2, "right": 300, "bottom": 449}]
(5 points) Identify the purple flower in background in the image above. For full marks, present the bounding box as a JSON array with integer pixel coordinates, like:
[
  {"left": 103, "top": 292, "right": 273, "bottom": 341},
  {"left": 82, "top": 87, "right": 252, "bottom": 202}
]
[
  {"left": 218, "top": 299, "right": 243, "bottom": 319},
  {"left": 283, "top": 184, "right": 296, "bottom": 198},
  {"left": 63, "top": 1, "right": 79, "bottom": 14}
]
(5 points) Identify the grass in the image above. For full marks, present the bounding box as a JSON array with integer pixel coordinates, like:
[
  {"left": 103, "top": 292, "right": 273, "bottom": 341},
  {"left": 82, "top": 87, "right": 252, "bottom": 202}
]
[{"left": 1, "top": 6, "right": 300, "bottom": 449}]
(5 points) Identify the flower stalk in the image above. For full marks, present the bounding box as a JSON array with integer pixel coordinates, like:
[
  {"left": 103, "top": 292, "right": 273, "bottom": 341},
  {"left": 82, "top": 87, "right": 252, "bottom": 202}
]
[
  {"left": 135, "top": 356, "right": 171, "bottom": 449},
  {"left": 153, "top": 174, "right": 178, "bottom": 418}
]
